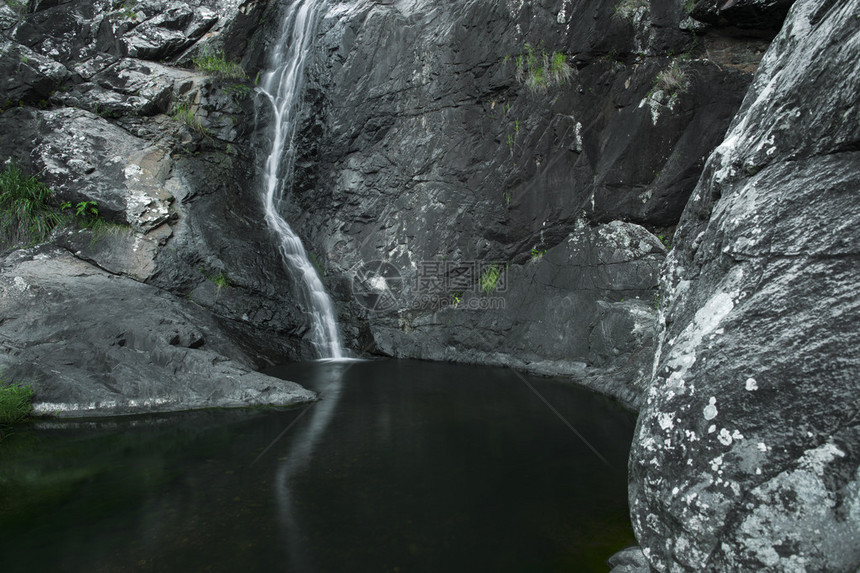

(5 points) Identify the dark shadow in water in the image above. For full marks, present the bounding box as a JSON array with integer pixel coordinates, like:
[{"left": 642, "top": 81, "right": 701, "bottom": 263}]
[{"left": 0, "top": 360, "right": 636, "bottom": 572}]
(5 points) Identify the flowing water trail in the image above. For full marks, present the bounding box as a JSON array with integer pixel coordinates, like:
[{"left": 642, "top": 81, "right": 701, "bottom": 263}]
[{"left": 258, "top": 0, "right": 343, "bottom": 359}]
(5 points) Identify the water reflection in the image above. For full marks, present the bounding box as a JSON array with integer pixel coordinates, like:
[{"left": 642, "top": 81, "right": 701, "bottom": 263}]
[
  {"left": 1, "top": 360, "right": 637, "bottom": 573},
  {"left": 272, "top": 361, "right": 350, "bottom": 571}
]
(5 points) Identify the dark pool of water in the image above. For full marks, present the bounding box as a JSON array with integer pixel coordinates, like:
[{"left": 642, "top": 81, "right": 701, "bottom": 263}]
[{"left": 0, "top": 360, "right": 636, "bottom": 572}]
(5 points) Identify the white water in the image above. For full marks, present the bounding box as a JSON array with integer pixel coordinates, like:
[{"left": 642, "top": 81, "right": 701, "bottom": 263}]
[{"left": 258, "top": 0, "right": 343, "bottom": 359}]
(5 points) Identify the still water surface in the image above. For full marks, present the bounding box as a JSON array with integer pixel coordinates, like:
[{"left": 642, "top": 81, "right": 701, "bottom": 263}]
[{"left": 0, "top": 360, "right": 636, "bottom": 572}]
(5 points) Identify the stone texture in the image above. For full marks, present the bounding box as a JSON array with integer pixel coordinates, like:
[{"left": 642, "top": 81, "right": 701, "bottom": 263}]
[
  {"left": 0, "top": 0, "right": 317, "bottom": 415},
  {"left": 630, "top": 0, "right": 860, "bottom": 569},
  {"left": 360, "top": 220, "right": 665, "bottom": 409}
]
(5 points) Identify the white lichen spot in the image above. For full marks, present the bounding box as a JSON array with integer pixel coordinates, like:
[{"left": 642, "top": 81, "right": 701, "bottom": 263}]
[
  {"left": 757, "top": 442, "right": 768, "bottom": 452},
  {"left": 710, "top": 455, "right": 724, "bottom": 471},
  {"left": 703, "top": 396, "right": 718, "bottom": 420},
  {"left": 658, "top": 411, "right": 675, "bottom": 431},
  {"left": 799, "top": 442, "right": 845, "bottom": 475},
  {"left": 124, "top": 163, "right": 144, "bottom": 180},
  {"left": 13, "top": 276, "right": 29, "bottom": 292},
  {"left": 745, "top": 377, "right": 758, "bottom": 391},
  {"left": 718, "top": 428, "right": 733, "bottom": 446},
  {"left": 708, "top": 424, "right": 716, "bottom": 433}
]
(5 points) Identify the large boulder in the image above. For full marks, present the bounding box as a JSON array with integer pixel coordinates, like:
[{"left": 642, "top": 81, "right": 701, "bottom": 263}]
[
  {"left": 630, "top": 0, "right": 860, "bottom": 570},
  {"left": 0, "top": 246, "right": 316, "bottom": 417}
]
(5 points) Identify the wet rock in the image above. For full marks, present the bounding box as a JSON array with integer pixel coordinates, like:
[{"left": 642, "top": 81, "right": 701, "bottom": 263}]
[
  {"left": 56, "top": 58, "right": 196, "bottom": 117},
  {"left": 630, "top": 0, "right": 860, "bottom": 570},
  {"left": 276, "top": 0, "right": 754, "bottom": 399},
  {"left": 0, "top": 246, "right": 316, "bottom": 417},
  {"left": 114, "top": 4, "right": 218, "bottom": 60}
]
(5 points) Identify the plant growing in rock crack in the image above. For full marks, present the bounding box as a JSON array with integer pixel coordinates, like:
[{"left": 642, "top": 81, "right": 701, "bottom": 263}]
[
  {"left": 208, "top": 272, "right": 230, "bottom": 291},
  {"left": 0, "top": 161, "right": 61, "bottom": 248},
  {"left": 224, "top": 83, "right": 253, "bottom": 99},
  {"left": 192, "top": 48, "right": 247, "bottom": 80},
  {"left": 171, "top": 103, "right": 207, "bottom": 135},
  {"left": 530, "top": 247, "right": 547, "bottom": 260},
  {"left": 513, "top": 43, "right": 572, "bottom": 94},
  {"left": 479, "top": 265, "right": 501, "bottom": 295},
  {"left": 60, "top": 199, "right": 128, "bottom": 245},
  {"left": 652, "top": 62, "right": 688, "bottom": 97}
]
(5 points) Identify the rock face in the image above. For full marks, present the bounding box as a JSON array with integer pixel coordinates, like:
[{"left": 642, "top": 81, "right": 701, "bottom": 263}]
[
  {"left": 0, "top": 0, "right": 319, "bottom": 414},
  {"left": 276, "top": 0, "right": 761, "bottom": 403},
  {"left": 0, "top": 0, "right": 776, "bottom": 412},
  {"left": 630, "top": 0, "right": 860, "bottom": 570}
]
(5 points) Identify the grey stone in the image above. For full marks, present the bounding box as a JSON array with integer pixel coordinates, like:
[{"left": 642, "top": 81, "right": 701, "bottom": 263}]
[
  {"left": 0, "top": 246, "right": 316, "bottom": 417},
  {"left": 0, "top": 107, "right": 173, "bottom": 231},
  {"left": 352, "top": 220, "right": 664, "bottom": 409},
  {"left": 0, "top": 0, "right": 795, "bottom": 417},
  {"left": 0, "top": 38, "right": 68, "bottom": 107},
  {"left": 630, "top": 0, "right": 860, "bottom": 570}
]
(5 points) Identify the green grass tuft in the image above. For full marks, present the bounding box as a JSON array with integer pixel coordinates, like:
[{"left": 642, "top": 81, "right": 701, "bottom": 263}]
[
  {"left": 209, "top": 272, "right": 229, "bottom": 290},
  {"left": 530, "top": 247, "right": 547, "bottom": 260},
  {"left": 192, "top": 49, "right": 247, "bottom": 80},
  {"left": 0, "top": 382, "right": 34, "bottom": 425},
  {"left": 513, "top": 44, "right": 572, "bottom": 94},
  {"left": 0, "top": 162, "right": 61, "bottom": 248},
  {"left": 171, "top": 103, "right": 207, "bottom": 134},
  {"left": 653, "top": 62, "right": 688, "bottom": 96},
  {"left": 479, "top": 265, "right": 501, "bottom": 295}
]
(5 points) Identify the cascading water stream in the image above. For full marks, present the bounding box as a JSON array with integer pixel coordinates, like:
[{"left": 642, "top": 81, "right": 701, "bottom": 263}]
[{"left": 258, "top": 0, "right": 343, "bottom": 359}]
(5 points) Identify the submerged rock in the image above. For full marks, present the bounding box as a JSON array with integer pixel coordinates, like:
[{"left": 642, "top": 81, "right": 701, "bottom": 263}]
[
  {"left": 630, "top": 0, "right": 860, "bottom": 569},
  {"left": 609, "top": 546, "right": 653, "bottom": 573}
]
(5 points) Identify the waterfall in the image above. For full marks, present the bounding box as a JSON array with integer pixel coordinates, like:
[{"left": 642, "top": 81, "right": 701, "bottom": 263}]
[{"left": 258, "top": 0, "right": 343, "bottom": 359}]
